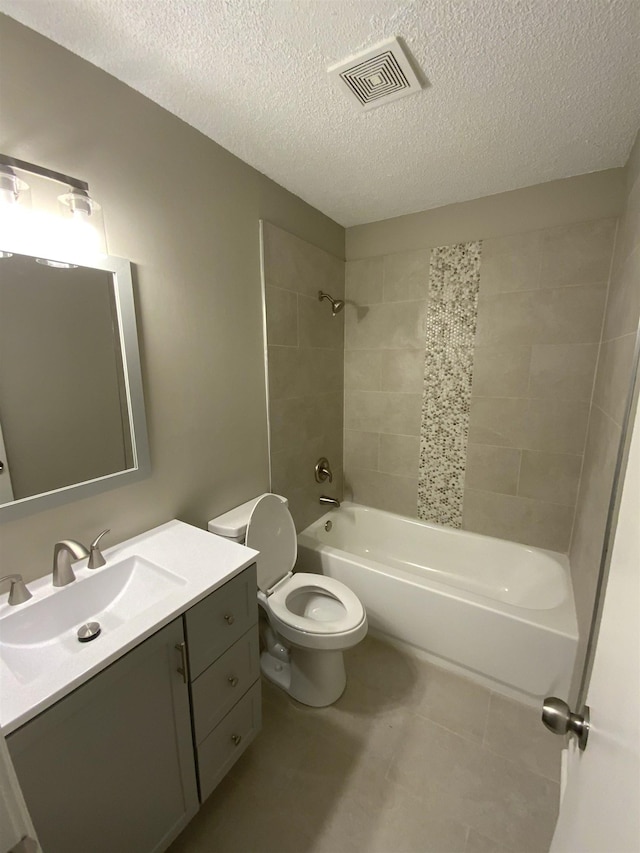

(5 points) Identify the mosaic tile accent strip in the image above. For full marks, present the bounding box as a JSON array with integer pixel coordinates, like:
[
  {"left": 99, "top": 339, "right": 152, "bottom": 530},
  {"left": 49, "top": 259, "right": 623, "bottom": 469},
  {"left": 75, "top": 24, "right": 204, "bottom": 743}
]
[{"left": 418, "top": 241, "right": 482, "bottom": 527}]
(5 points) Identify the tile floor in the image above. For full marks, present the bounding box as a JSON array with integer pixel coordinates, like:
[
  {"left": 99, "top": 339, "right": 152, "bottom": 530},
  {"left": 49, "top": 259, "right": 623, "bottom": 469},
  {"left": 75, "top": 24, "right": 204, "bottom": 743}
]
[{"left": 169, "top": 635, "right": 562, "bottom": 853}]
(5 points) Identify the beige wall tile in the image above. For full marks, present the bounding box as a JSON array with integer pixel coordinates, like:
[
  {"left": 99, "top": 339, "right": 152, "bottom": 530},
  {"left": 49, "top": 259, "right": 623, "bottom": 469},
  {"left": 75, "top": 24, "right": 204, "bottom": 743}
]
[
  {"left": 268, "top": 346, "right": 342, "bottom": 401},
  {"left": 518, "top": 450, "right": 582, "bottom": 506},
  {"left": 462, "top": 488, "right": 574, "bottom": 552},
  {"left": 380, "top": 348, "right": 425, "bottom": 393},
  {"left": 344, "top": 429, "right": 379, "bottom": 470},
  {"left": 345, "top": 300, "right": 426, "bottom": 350},
  {"left": 471, "top": 345, "right": 531, "bottom": 397},
  {"left": 528, "top": 343, "right": 599, "bottom": 401},
  {"left": 534, "top": 284, "right": 608, "bottom": 344},
  {"left": 346, "top": 468, "right": 418, "bottom": 517},
  {"left": 263, "top": 221, "right": 344, "bottom": 299},
  {"left": 468, "top": 398, "right": 528, "bottom": 448},
  {"left": 465, "top": 444, "right": 520, "bottom": 495},
  {"left": 344, "top": 349, "right": 382, "bottom": 391},
  {"left": 540, "top": 219, "right": 616, "bottom": 288},
  {"left": 345, "top": 390, "right": 422, "bottom": 435},
  {"left": 383, "top": 249, "right": 431, "bottom": 302},
  {"left": 265, "top": 285, "right": 297, "bottom": 346},
  {"left": 476, "top": 286, "right": 607, "bottom": 346},
  {"left": 480, "top": 232, "right": 541, "bottom": 294},
  {"left": 379, "top": 433, "right": 420, "bottom": 477},
  {"left": 593, "top": 333, "right": 637, "bottom": 425},
  {"left": 267, "top": 345, "right": 305, "bottom": 400},
  {"left": 603, "top": 245, "right": 640, "bottom": 340},
  {"left": 522, "top": 398, "right": 590, "bottom": 454},
  {"left": 304, "top": 347, "right": 344, "bottom": 395},
  {"left": 475, "top": 290, "right": 537, "bottom": 346},
  {"left": 298, "top": 292, "right": 344, "bottom": 349},
  {"left": 345, "top": 257, "right": 384, "bottom": 305},
  {"left": 302, "top": 391, "right": 344, "bottom": 441},
  {"left": 269, "top": 396, "right": 306, "bottom": 453}
]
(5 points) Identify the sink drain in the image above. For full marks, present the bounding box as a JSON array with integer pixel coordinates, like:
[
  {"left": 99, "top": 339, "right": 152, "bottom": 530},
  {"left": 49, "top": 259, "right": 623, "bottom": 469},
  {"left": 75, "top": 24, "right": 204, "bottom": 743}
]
[{"left": 77, "top": 622, "right": 101, "bottom": 643}]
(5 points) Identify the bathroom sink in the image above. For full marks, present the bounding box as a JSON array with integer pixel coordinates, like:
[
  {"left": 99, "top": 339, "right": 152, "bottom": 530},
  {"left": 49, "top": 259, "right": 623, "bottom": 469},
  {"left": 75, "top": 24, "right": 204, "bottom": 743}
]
[{"left": 0, "top": 556, "right": 186, "bottom": 684}]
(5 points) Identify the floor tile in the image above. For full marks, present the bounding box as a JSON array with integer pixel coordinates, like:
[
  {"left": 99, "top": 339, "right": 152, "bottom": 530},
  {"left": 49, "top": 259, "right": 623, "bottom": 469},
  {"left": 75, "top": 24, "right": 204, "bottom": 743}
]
[
  {"left": 484, "top": 693, "right": 563, "bottom": 781},
  {"left": 412, "top": 663, "right": 491, "bottom": 742},
  {"left": 387, "top": 714, "right": 559, "bottom": 851},
  {"left": 170, "top": 637, "right": 560, "bottom": 853}
]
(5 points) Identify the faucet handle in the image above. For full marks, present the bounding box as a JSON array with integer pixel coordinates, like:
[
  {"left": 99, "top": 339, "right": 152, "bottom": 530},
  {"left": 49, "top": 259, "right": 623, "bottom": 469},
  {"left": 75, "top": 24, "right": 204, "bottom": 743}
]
[
  {"left": 0, "top": 574, "right": 32, "bottom": 606},
  {"left": 315, "top": 457, "right": 333, "bottom": 484},
  {"left": 88, "top": 529, "right": 110, "bottom": 569}
]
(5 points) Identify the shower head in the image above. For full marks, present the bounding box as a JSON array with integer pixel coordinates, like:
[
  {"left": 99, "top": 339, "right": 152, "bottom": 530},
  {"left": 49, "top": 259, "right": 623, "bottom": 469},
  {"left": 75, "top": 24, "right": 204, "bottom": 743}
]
[{"left": 318, "top": 291, "right": 345, "bottom": 316}]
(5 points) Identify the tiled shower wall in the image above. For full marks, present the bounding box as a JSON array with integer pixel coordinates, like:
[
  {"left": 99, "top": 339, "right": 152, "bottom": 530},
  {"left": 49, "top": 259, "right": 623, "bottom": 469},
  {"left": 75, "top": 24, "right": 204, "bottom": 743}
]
[
  {"left": 569, "top": 133, "right": 640, "bottom": 696},
  {"left": 262, "top": 222, "right": 345, "bottom": 531},
  {"left": 344, "top": 218, "right": 617, "bottom": 552}
]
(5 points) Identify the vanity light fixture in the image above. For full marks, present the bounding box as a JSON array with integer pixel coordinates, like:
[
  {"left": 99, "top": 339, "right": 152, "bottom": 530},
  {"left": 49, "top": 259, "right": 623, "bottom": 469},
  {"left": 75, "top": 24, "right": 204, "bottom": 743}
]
[{"left": 0, "top": 153, "right": 105, "bottom": 263}]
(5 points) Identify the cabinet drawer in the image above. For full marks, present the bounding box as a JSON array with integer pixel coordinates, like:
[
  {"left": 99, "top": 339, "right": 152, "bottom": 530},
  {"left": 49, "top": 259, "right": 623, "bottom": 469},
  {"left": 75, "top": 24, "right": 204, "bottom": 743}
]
[
  {"left": 197, "top": 680, "right": 262, "bottom": 802},
  {"left": 191, "top": 628, "right": 260, "bottom": 744},
  {"left": 186, "top": 564, "right": 257, "bottom": 679}
]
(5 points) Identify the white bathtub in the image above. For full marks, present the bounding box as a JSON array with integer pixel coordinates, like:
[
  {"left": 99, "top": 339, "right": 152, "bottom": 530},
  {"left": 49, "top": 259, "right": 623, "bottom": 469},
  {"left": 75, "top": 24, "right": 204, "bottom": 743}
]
[{"left": 296, "top": 503, "right": 578, "bottom": 703}]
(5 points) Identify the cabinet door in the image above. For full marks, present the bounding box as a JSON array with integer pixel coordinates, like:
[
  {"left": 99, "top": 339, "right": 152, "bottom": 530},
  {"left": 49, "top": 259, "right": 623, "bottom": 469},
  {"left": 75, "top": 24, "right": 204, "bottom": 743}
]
[{"left": 8, "top": 618, "right": 198, "bottom": 853}]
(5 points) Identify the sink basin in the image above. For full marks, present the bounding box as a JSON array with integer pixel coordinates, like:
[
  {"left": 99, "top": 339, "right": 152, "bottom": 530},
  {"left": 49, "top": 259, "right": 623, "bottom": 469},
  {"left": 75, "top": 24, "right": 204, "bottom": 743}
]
[{"left": 0, "top": 556, "right": 186, "bottom": 684}]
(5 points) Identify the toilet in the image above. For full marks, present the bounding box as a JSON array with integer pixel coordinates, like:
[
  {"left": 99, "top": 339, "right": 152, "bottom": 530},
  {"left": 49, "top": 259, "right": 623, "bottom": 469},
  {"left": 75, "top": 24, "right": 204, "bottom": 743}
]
[{"left": 208, "top": 493, "right": 367, "bottom": 706}]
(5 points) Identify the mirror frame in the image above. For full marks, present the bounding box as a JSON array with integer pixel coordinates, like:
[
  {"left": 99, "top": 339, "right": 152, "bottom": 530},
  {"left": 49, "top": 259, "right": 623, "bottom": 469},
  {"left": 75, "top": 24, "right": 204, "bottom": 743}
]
[{"left": 0, "top": 248, "right": 150, "bottom": 522}]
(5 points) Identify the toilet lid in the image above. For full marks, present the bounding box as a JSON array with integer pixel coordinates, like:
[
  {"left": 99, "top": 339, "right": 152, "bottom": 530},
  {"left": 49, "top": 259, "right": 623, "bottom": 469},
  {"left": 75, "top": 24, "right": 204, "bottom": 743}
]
[{"left": 246, "top": 493, "right": 297, "bottom": 592}]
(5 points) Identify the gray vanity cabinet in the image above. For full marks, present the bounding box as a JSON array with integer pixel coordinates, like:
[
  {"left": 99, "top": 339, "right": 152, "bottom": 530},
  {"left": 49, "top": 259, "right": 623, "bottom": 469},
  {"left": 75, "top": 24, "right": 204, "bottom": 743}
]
[
  {"left": 7, "top": 617, "right": 198, "bottom": 853},
  {"left": 185, "top": 564, "right": 261, "bottom": 802}
]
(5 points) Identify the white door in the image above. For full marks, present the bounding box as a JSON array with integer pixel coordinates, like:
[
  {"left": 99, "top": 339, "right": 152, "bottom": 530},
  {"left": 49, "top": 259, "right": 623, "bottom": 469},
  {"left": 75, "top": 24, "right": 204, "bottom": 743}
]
[{"left": 549, "top": 396, "right": 640, "bottom": 852}]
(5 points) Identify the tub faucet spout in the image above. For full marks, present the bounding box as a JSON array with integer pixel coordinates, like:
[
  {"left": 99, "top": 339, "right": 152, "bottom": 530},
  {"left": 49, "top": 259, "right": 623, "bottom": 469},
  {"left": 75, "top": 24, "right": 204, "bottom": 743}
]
[{"left": 319, "top": 496, "right": 341, "bottom": 508}]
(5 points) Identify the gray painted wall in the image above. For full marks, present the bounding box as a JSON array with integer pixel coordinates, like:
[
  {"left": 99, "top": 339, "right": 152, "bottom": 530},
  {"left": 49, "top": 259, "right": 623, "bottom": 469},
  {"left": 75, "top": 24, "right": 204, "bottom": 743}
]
[{"left": 0, "top": 16, "right": 343, "bottom": 582}]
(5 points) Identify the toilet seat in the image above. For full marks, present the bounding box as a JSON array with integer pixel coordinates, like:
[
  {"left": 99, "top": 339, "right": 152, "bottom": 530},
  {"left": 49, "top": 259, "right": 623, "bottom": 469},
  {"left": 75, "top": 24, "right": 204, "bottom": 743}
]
[
  {"left": 246, "top": 494, "right": 366, "bottom": 651},
  {"left": 268, "top": 572, "right": 366, "bottom": 635}
]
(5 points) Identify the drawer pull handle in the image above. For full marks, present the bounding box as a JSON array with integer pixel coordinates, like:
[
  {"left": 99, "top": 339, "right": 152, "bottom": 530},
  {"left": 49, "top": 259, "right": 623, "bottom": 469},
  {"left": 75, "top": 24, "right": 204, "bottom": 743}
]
[
  {"left": 224, "top": 613, "right": 235, "bottom": 625},
  {"left": 175, "top": 642, "right": 188, "bottom": 684},
  {"left": 228, "top": 675, "right": 239, "bottom": 687},
  {"left": 231, "top": 734, "right": 242, "bottom": 746}
]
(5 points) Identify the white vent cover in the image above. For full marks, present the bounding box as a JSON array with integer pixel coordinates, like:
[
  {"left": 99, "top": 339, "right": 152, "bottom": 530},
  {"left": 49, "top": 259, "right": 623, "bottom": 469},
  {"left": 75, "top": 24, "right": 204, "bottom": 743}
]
[{"left": 328, "top": 37, "right": 422, "bottom": 111}]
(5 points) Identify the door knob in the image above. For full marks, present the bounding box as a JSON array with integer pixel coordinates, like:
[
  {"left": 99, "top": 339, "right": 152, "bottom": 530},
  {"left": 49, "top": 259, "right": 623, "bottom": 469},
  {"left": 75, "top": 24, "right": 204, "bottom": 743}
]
[{"left": 542, "top": 696, "right": 590, "bottom": 750}]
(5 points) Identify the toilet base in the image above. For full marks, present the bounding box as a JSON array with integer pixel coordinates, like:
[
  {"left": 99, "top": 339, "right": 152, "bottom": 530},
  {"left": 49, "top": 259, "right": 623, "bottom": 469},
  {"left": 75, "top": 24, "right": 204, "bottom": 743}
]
[{"left": 260, "top": 646, "right": 347, "bottom": 707}]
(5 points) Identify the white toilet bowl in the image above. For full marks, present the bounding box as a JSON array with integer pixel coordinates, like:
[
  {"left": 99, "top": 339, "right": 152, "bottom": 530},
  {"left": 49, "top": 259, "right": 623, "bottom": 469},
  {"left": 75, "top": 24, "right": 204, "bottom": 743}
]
[{"left": 209, "top": 493, "right": 367, "bottom": 706}]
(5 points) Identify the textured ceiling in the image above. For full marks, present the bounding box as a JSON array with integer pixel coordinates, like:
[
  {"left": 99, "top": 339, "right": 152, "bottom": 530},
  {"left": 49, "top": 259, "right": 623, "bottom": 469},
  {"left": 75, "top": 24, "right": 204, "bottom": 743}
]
[{"left": 2, "top": 0, "right": 639, "bottom": 226}]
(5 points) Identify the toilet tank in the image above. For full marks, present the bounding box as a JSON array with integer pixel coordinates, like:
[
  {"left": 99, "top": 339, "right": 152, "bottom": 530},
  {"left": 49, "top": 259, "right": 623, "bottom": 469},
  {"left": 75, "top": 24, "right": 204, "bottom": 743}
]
[{"left": 208, "top": 493, "right": 288, "bottom": 543}]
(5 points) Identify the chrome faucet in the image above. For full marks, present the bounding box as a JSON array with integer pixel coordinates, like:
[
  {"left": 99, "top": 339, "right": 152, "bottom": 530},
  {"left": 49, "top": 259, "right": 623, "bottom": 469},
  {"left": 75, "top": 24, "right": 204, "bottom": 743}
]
[
  {"left": 53, "top": 539, "right": 89, "bottom": 587},
  {"left": 319, "top": 495, "right": 341, "bottom": 508},
  {"left": 0, "top": 574, "right": 32, "bottom": 605}
]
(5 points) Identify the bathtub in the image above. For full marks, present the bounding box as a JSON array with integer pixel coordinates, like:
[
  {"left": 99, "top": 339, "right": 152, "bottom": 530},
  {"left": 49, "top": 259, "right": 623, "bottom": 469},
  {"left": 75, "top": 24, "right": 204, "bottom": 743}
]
[{"left": 296, "top": 503, "right": 578, "bottom": 703}]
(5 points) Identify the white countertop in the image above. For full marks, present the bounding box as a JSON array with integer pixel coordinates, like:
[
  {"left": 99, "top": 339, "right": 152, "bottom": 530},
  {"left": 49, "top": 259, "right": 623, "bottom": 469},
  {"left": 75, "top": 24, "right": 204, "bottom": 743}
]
[{"left": 0, "top": 520, "right": 258, "bottom": 734}]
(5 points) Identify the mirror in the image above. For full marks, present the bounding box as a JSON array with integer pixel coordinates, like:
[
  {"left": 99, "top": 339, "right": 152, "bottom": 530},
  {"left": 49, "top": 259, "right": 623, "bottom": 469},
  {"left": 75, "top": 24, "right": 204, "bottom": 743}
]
[{"left": 0, "top": 248, "right": 150, "bottom": 521}]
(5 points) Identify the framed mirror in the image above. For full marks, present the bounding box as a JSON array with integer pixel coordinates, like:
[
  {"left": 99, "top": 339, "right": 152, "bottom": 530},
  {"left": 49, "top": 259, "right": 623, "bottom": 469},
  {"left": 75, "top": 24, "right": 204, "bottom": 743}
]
[{"left": 0, "top": 247, "right": 150, "bottom": 521}]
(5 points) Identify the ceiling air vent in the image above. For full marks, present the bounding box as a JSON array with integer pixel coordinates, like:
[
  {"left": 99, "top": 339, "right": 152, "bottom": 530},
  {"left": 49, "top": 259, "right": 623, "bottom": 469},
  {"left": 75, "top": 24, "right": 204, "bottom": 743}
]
[{"left": 328, "top": 37, "right": 422, "bottom": 111}]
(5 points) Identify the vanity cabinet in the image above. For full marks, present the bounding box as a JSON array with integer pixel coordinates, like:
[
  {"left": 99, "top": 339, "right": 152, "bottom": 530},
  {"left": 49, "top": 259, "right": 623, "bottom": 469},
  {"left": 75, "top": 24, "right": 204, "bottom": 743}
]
[
  {"left": 185, "top": 564, "right": 261, "bottom": 801},
  {"left": 7, "top": 617, "right": 198, "bottom": 853},
  {"left": 6, "top": 563, "right": 261, "bottom": 851}
]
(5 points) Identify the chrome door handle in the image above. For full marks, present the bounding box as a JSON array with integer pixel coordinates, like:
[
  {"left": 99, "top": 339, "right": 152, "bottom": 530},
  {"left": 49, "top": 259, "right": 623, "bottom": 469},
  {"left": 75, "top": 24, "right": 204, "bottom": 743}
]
[
  {"left": 542, "top": 696, "right": 590, "bottom": 750},
  {"left": 175, "top": 642, "right": 188, "bottom": 684}
]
